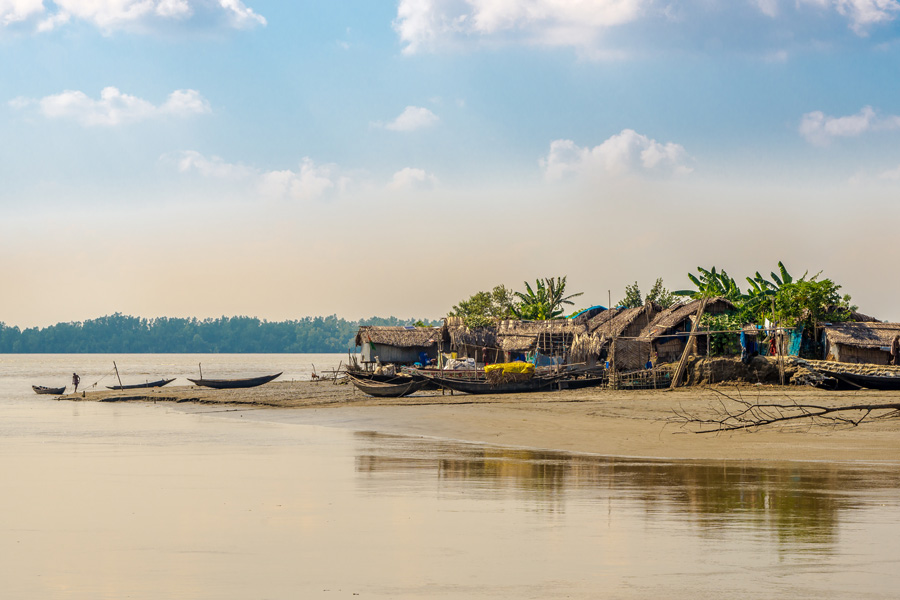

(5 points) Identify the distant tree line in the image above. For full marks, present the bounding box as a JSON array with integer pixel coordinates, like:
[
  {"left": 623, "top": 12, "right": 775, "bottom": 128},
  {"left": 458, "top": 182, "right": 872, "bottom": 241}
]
[{"left": 0, "top": 314, "right": 440, "bottom": 353}]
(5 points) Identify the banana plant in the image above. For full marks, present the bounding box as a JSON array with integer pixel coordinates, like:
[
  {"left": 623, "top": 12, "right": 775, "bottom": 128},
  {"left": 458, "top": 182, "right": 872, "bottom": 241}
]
[{"left": 674, "top": 266, "right": 746, "bottom": 302}]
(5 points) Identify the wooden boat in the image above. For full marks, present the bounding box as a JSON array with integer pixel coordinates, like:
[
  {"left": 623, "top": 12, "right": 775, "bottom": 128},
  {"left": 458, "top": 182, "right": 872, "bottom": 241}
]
[
  {"left": 187, "top": 372, "right": 282, "bottom": 389},
  {"left": 815, "top": 369, "right": 900, "bottom": 391},
  {"left": 107, "top": 378, "right": 176, "bottom": 391},
  {"left": 424, "top": 375, "right": 559, "bottom": 395},
  {"left": 348, "top": 370, "right": 441, "bottom": 391},
  {"left": 348, "top": 374, "right": 426, "bottom": 398},
  {"left": 32, "top": 385, "right": 65, "bottom": 395}
]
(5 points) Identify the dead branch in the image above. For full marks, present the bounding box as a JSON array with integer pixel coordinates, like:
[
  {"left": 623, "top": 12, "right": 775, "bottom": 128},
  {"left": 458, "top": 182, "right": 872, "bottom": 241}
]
[{"left": 670, "top": 387, "right": 900, "bottom": 433}]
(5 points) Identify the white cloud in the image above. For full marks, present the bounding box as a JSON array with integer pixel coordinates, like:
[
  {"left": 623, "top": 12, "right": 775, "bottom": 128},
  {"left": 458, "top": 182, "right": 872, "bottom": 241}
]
[
  {"left": 258, "top": 159, "right": 337, "bottom": 201},
  {"left": 379, "top": 106, "right": 440, "bottom": 132},
  {"left": 394, "top": 0, "right": 900, "bottom": 54},
  {"left": 755, "top": 0, "right": 780, "bottom": 18},
  {"left": 0, "top": 0, "right": 43, "bottom": 25},
  {"left": 173, "top": 150, "right": 254, "bottom": 179},
  {"left": 12, "top": 87, "right": 211, "bottom": 126},
  {"left": 541, "top": 130, "right": 692, "bottom": 181},
  {"left": 173, "top": 151, "right": 343, "bottom": 202},
  {"left": 394, "top": 0, "right": 647, "bottom": 53},
  {"left": 389, "top": 167, "right": 438, "bottom": 190},
  {"left": 799, "top": 105, "right": 900, "bottom": 145},
  {"left": 3, "top": 0, "right": 265, "bottom": 31}
]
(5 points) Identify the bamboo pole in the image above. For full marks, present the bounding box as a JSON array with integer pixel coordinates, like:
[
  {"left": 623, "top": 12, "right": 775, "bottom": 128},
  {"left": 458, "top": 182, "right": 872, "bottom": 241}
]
[
  {"left": 670, "top": 297, "right": 709, "bottom": 389},
  {"left": 113, "top": 361, "right": 123, "bottom": 389}
]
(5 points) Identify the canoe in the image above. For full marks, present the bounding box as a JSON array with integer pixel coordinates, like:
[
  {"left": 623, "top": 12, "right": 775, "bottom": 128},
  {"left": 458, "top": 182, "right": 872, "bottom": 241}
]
[
  {"left": 424, "top": 375, "right": 559, "bottom": 395},
  {"left": 348, "top": 374, "right": 426, "bottom": 398},
  {"left": 32, "top": 385, "right": 65, "bottom": 395},
  {"left": 816, "top": 370, "right": 900, "bottom": 391},
  {"left": 187, "top": 372, "right": 282, "bottom": 389},
  {"left": 107, "top": 378, "right": 176, "bottom": 390}
]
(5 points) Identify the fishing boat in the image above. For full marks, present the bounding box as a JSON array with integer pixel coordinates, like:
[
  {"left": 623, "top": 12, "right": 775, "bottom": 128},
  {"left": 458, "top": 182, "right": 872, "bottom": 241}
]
[
  {"left": 32, "top": 385, "right": 65, "bottom": 395},
  {"left": 107, "top": 378, "right": 176, "bottom": 391},
  {"left": 814, "top": 369, "right": 900, "bottom": 391},
  {"left": 347, "top": 374, "right": 426, "bottom": 398},
  {"left": 348, "top": 369, "right": 441, "bottom": 391},
  {"left": 187, "top": 372, "right": 282, "bottom": 389},
  {"left": 423, "top": 375, "right": 560, "bottom": 395}
]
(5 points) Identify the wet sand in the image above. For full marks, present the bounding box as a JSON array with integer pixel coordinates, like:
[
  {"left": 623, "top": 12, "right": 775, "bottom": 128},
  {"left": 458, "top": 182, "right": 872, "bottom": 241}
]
[{"left": 67, "top": 380, "right": 900, "bottom": 464}]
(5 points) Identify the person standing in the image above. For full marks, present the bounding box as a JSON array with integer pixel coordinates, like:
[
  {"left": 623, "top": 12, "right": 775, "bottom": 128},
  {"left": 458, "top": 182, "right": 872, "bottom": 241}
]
[
  {"left": 72, "top": 372, "right": 80, "bottom": 393},
  {"left": 891, "top": 335, "right": 900, "bottom": 366}
]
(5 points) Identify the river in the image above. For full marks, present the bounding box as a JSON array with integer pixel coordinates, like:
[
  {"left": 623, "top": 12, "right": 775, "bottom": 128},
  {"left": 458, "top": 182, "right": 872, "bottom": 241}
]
[{"left": 2, "top": 354, "right": 900, "bottom": 599}]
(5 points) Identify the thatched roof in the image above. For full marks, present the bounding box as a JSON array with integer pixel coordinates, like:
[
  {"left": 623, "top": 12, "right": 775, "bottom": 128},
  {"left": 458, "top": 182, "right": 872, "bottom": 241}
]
[
  {"left": 591, "top": 303, "right": 660, "bottom": 338},
  {"left": 640, "top": 297, "right": 735, "bottom": 340},
  {"left": 448, "top": 326, "right": 497, "bottom": 349},
  {"left": 823, "top": 322, "right": 900, "bottom": 349},
  {"left": 355, "top": 326, "right": 444, "bottom": 348}
]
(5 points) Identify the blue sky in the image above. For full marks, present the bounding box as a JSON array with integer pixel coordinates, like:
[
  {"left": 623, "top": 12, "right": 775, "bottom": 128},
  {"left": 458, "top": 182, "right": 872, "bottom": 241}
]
[{"left": 2, "top": 0, "right": 900, "bottom": 327}]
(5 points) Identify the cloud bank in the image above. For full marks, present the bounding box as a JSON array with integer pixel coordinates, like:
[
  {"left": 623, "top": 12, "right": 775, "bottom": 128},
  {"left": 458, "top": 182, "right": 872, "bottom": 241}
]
[
  {"left": 0, "top": 0, "right": 265, "bottom": 32},
  {"left": 541, "top": 129, "right": 692, "bottom": 181},
  {"left": 393, "top": 0, "right": 900, "bottom": 54},
  {"left": 10, "top": 87, "right": 211, "bottom": 126},
  {"left": 799, "top": 105, "right": 900, "bottom": 145}
]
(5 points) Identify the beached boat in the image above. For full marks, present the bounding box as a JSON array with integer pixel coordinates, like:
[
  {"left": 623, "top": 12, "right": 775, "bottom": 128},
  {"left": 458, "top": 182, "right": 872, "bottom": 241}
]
[
  {"left": 187, "top": 372, "right": 282, "bottom": 389},
  {"left": 32, "top": 385, "right": 65, "bottom": 395},
  {"left": 107, "top": 378, "right": 176, "bottom": 391},
  {"left": 424, "top": 375, "right": 560, "bottom": 395},
  {"left": 814, "top": 369, "right": 900, "bottom": 391},
  {"left": 348, "top": 374, "right": 426, "bottom": 398}
]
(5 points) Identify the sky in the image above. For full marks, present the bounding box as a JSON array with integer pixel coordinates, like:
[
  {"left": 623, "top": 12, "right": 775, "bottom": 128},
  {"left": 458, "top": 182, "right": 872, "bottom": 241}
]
[{"left": 2, "top": 0, "right": 900, "bottom": 328}]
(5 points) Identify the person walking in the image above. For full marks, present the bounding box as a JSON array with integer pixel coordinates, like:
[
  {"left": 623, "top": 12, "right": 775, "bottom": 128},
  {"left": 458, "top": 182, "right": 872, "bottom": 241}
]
[{"left": 72, "top": 372, "right": 81, "bottom": 393}]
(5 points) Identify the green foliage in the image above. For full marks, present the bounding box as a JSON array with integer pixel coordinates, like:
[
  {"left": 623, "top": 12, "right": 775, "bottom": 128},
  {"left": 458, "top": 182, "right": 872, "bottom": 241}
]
[
  {"left": 617, "top": 281, "right": 643, "bottom": 308},
  {"left": 674, "top": 267, "right": 745, "bottom": 302},
  {"left": 512, "top": 276, "right": 583, "bottom": 321},
  {"left": 773, "top": 278, "right": 852, "bottom": 330},
  {"left": 646, "top": 278, "right": 679, "bottom": 308},
  {"left": 448, "top": 284, "right": 518, "bottom": 327},
  {"left": 0, "top": 313, "right": 440, "bottom": 353},
  {"left": 700, "top": 313, "right": 743, "bottom": 356},
  {"left": 617, "top": 278, "right": 679, "bottom": 309}
]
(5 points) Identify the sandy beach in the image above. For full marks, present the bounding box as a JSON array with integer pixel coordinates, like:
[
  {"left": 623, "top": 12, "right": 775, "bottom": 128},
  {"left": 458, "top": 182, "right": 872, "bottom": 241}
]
[{"left": 63, "top": 379, "right": 900, "bottom": 464}]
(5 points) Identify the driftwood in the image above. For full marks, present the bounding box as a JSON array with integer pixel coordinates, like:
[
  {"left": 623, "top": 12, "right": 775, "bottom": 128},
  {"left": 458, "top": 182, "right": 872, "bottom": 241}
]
[{"left": 671, "top": 387, "right": 900, "bottom": 433}]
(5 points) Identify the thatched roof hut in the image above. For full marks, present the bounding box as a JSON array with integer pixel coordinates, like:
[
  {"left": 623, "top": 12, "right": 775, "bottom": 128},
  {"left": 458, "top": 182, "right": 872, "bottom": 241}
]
[
  {"left": 637, "top": 297, "right": 736, "bottom": 364},
  {"left": 355, "top": 325, "right": 445, "bottom": 364},
  {"left": 569, "top": 303, "right": 661, "bottom": 369},
  {"left": 822, "top": 322, "right": 900, "bottom": 364},
  {"left": 445, "top": 318, "right": 585, "bottom": 362}
]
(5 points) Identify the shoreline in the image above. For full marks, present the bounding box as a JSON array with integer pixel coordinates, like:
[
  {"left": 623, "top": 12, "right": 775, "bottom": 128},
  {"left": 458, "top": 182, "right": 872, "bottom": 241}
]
[{"left": 63, "top": 380, "right": 900, "bottom": 465}]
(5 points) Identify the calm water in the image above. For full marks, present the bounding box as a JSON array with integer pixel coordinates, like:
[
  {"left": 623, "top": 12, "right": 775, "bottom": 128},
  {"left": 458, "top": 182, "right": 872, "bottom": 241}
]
[{"left": 2, "top": 354, "right": 900, "bottom": 599}]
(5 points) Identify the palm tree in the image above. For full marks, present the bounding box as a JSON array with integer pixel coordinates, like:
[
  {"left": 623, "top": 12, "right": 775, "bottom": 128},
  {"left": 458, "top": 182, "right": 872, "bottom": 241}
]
[{"left": 512, "top": 276, "right": 583, "bottom": 320}]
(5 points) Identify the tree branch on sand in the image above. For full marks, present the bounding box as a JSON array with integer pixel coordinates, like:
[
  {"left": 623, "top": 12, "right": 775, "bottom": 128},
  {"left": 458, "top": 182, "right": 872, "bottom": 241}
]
[{"left": 670, "top": 387, "right": 900, "bottom": 433}]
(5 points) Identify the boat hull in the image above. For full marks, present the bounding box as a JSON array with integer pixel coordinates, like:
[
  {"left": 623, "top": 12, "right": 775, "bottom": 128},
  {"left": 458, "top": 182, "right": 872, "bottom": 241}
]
[
  {"left": 187, "top": 372, "right": 282, "bottom": 389},
  {"left": 425, "top": 376, "right": 559, "bottom": 395},
  {"left": 817, "top": 370, "right": 900, "bottom": 391},
  {"left": 32, "top": 385, "right": 65, "bottom": 395},
  {"left": 107, "top": 378, "right": 176, "bottom": 390},
  {"left": 348, "top": 374, "right": 426, "bottom": 398}
]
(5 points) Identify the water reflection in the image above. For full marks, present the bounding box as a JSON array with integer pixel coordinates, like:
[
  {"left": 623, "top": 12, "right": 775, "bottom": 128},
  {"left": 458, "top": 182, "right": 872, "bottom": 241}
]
[{"left": 355, "top": 431, "right": 900, "bottom": 548}]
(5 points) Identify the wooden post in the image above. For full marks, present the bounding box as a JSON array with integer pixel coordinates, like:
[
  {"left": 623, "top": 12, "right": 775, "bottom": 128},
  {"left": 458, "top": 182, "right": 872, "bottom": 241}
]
[
  {"left": 113, "top": 361, "right": 123, "bottom": 389},
  {"left": 670, "top": 297, "right": 709, "bottom": 389}
]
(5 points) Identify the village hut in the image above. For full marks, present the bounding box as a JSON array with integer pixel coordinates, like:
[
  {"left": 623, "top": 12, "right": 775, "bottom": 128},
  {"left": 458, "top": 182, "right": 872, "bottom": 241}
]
[
  {"left": 494, "top": 319, "right": 584, "bottom": 365},
  {"left": 445, "top": 316, "right": 498, "bottom": 363},
  {"left": 355, "top": 325, "right": 446, "bottom": 366},
  {"left": 821, "top": 322, "right": 900, "bottom": 364},
  {"left": 569, "top": 303, "right": 661, "bottom": 370},
  {"left": 638, "top": 298, "right": 736, "bottom": 364}
]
